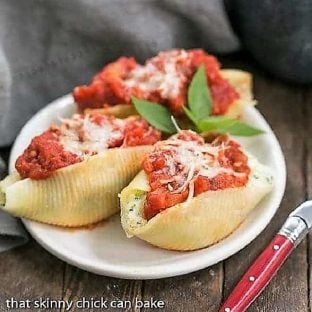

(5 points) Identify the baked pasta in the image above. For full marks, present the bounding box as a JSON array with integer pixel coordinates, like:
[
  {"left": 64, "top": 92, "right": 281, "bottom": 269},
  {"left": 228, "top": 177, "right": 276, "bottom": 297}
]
[
  {"left": 120, "top": 130, "right": 273, "bottom": 250},
  {"left": 73, "top": 49, "right": 254, "bottom": 119},
  {"left": 0, "top": 114, "right": 160, "bottom": 227}
]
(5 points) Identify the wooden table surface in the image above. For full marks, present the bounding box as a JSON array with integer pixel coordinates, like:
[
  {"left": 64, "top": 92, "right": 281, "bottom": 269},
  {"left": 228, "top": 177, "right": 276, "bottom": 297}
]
[{"left": 0, "top": 53, "right": 311, "bottom": 312}]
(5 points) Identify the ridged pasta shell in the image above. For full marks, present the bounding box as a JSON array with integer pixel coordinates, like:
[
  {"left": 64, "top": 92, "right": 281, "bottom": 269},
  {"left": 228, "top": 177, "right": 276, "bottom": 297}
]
[
  {"left": 84, "top": 104, "right": 137, "bottom": 118},
  {"left": 120, "top": 155, "right": 273, "bottom": 251},
  {"left": 0, "top": 146, "right": 152, "bottom": 227},
  {"left": 221, "top": 69, "right": 255, "bottom": 118}
]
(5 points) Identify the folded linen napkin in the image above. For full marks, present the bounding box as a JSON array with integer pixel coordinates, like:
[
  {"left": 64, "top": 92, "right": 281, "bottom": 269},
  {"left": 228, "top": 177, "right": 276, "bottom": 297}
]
[
  {"left": 0, "top": 156, "right": 28, "bottom": 252},
  {"left": 0, "top": 0, "right": 239, "bottom": 147}
]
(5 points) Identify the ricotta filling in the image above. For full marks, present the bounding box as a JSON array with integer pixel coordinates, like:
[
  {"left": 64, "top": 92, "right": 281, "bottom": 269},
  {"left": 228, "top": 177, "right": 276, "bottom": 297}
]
[{"left": 123, "top": 190, "right": 148, "bottom": 235}]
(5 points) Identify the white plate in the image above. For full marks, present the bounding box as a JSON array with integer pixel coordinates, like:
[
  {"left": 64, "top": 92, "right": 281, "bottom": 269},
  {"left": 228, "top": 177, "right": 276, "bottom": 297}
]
[{"left": 9, "top": 94, "right": 286, "bottom": 279}]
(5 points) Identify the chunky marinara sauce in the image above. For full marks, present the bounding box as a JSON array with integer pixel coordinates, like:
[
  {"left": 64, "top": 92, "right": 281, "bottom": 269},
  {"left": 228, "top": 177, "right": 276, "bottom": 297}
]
[
  {"left": 73, "top": 49, "right": 239, "bottom": 115},
  {"left": 142, "top": 131, "right": 250, "bottom": 220},
  {"left": 15, "top": 114, "right": 161, "bottom": 180}
]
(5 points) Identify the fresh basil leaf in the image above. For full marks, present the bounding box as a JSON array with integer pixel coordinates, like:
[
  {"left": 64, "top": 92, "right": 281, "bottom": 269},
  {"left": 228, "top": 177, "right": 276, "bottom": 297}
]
[
  {"left": 198, "top": 116, "right": 264, "bottom": 136},
  {"left": 187, "top": 64, "right": 213, "bottom": 119},
  {"left": 183, "top": 106, "right": 199, "bottom": 126},
  {"left": 132, "top": 96, "right": 176, "bottom": 134},
  {"left": 222, "top": 121, "right": 264, "bottom": 136},
  {"left": 197, "top": 116, "right": 236, "bottom": 132}
]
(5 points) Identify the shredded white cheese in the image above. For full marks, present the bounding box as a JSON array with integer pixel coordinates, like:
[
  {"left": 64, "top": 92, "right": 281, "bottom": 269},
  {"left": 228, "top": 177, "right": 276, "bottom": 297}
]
[
  {"left": 58, "top": 114, "right": 124, "bottom": 158},
  {"left": 124, "top": 50, "right": 189, "bottom": 99},
  {"left": 153, "top": 132, "right": 247, "bottom": 198}
]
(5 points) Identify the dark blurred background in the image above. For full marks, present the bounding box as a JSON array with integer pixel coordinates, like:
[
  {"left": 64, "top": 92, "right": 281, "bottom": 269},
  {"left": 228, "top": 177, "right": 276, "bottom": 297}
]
[{"left": 225, "top": 0, "right": 312, "bottom": 84}]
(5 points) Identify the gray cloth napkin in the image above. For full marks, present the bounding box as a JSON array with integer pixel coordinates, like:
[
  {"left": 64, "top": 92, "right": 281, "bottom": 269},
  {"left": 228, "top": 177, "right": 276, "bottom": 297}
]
[
  {"left": 0, "top": 0, "right": 239, "bottom": 251},
  {"left": 0, "top": 156, "right": 28, "bottom": 252},
  {"left": 0, "top": 0, "right": 239, "bottom": 147}
]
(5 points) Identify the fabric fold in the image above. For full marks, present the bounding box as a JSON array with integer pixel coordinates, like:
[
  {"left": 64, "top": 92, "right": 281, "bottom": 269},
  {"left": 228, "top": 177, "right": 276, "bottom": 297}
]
[
  {"left": 0, "top": 156, "right": 29, "bottom": 252},
  {"left": 0, "top": 0, "right": 239, "bottom": 147}
]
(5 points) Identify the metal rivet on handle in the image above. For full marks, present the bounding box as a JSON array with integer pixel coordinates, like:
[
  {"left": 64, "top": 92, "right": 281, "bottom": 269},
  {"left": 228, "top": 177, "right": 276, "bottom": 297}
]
[
  {"left": 249, "top": 276, "right": 255, "bottom": 282},
  {"left": 273, "top": 244, "right": 280, "bottom": 250}
]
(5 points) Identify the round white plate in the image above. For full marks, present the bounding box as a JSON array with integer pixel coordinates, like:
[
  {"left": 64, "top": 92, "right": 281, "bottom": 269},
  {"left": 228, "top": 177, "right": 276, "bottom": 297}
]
[{"left": 9, "top": 94, "right": 286, "bottom": 279}]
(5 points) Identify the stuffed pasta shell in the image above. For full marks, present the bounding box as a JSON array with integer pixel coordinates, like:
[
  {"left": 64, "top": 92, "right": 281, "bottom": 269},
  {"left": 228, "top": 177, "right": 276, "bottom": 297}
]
[
  {"left": 120, "top": 130, "right": 273, "bottom": 251},
  {"left": 0, "top": 114, "right": 160, "bottom": 227},
  {"left": 74, "top": 49, "right": 254, "bottom": 119}
]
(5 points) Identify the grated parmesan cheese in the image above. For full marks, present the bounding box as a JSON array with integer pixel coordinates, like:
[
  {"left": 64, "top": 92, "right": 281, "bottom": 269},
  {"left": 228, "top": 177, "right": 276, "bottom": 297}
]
[
  {"left": 59, "top": 114, "right": 124, "bottom": 158},
  {"left": 154, "top": 131, "right": 247, "bottom": 197},
  {"left": 124, "top": 50, "right": 189, "bottom": 99}
]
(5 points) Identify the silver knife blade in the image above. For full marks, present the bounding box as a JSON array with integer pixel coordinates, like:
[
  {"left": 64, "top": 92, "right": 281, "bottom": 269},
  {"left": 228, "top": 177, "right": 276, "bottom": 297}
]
[{"left": 290, "top": 200, "right": 312, "bottom": 230}]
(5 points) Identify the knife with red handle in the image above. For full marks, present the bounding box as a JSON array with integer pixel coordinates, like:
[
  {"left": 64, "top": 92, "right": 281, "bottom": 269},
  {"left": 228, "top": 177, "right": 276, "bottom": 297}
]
[{"left": 219, "top": 200, "right": 312, "bottom": 312}]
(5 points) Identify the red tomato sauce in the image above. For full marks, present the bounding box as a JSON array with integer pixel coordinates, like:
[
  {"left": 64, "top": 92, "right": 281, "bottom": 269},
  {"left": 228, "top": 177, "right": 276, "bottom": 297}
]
[
  {"left": 142, "top": 131, "right": 250, "bottom": 220},
  {"left": 15, "top": 130, "right": 80, "bottom": 180},
  {"left": 73, "top": 49, "right": 239, "bottom": 115},
  {"left": 15, "top": 115, "right": 161, "bottom": 180}
]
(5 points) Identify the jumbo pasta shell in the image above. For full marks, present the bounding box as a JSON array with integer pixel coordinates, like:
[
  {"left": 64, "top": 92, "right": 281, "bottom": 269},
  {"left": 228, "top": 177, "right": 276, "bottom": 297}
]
[
  {"left": 0, "top": 146, "right": 152, "bottom": 227},
  {"left": 84, "top": 104, "right": 137, "bottom": 118},
  {"left": 221, "top": 69, "right": 255, "bottom": 118},
  {"left": 120, "top": 155, "right": 273, "bottom": 251}
]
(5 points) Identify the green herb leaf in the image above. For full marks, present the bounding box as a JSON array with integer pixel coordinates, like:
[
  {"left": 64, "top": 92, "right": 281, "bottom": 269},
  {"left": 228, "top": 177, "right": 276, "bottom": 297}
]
[
  {"left": 183, "top": 106, "right": 199, "bottom": 126},
  {"left": 198, "top": 116, "right": 264, "bottom": 136},
  {"left": 132, "top": 96, "right": 176, "bottom": 134},
  {"left": 221, "top": 121, "right": 265, "bottom": 136},
  {"left": 197, "top": 116, "right": 236, "bottom": 132},
  {"left": 187, "top": 64, "right": 213, "bottom": 119}
]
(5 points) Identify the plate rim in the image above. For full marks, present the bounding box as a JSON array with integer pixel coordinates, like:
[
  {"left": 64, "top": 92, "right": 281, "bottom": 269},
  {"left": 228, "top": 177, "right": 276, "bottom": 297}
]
[{"left": 9, "top": 94, "right": 286, "bottom": 279}]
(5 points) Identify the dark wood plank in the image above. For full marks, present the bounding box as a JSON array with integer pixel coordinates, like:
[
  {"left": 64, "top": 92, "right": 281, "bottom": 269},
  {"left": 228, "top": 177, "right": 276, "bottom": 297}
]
[
  {"left": 306, "top": 88, "right": 312, "bottom": 198},
  {"left": 62, "top": 264, "right": 142, "bottom": 312},
  {"left": 0, "top": 241, "right": 64, "bottom": 311},
  {"left": 223, "top": 66, "right": 309, "bottom": 311},
  {"left": 305, "top": 87, "right": 312, "bottom": 311},
  {"left": 142, "top": 264, "right": 223, "bottom": 312},
  {"left": 0, "top": 147, "right": 65, "bottom": 312}
]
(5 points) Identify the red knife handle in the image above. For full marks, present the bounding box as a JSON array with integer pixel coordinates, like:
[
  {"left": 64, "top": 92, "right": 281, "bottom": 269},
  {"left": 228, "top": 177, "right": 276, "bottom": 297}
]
[
  {"left": 219, "top": 234, "right": 294, "bottom": 312},
  {"left": 219, "top": 216, "right": 308, "bottom": 312}
]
